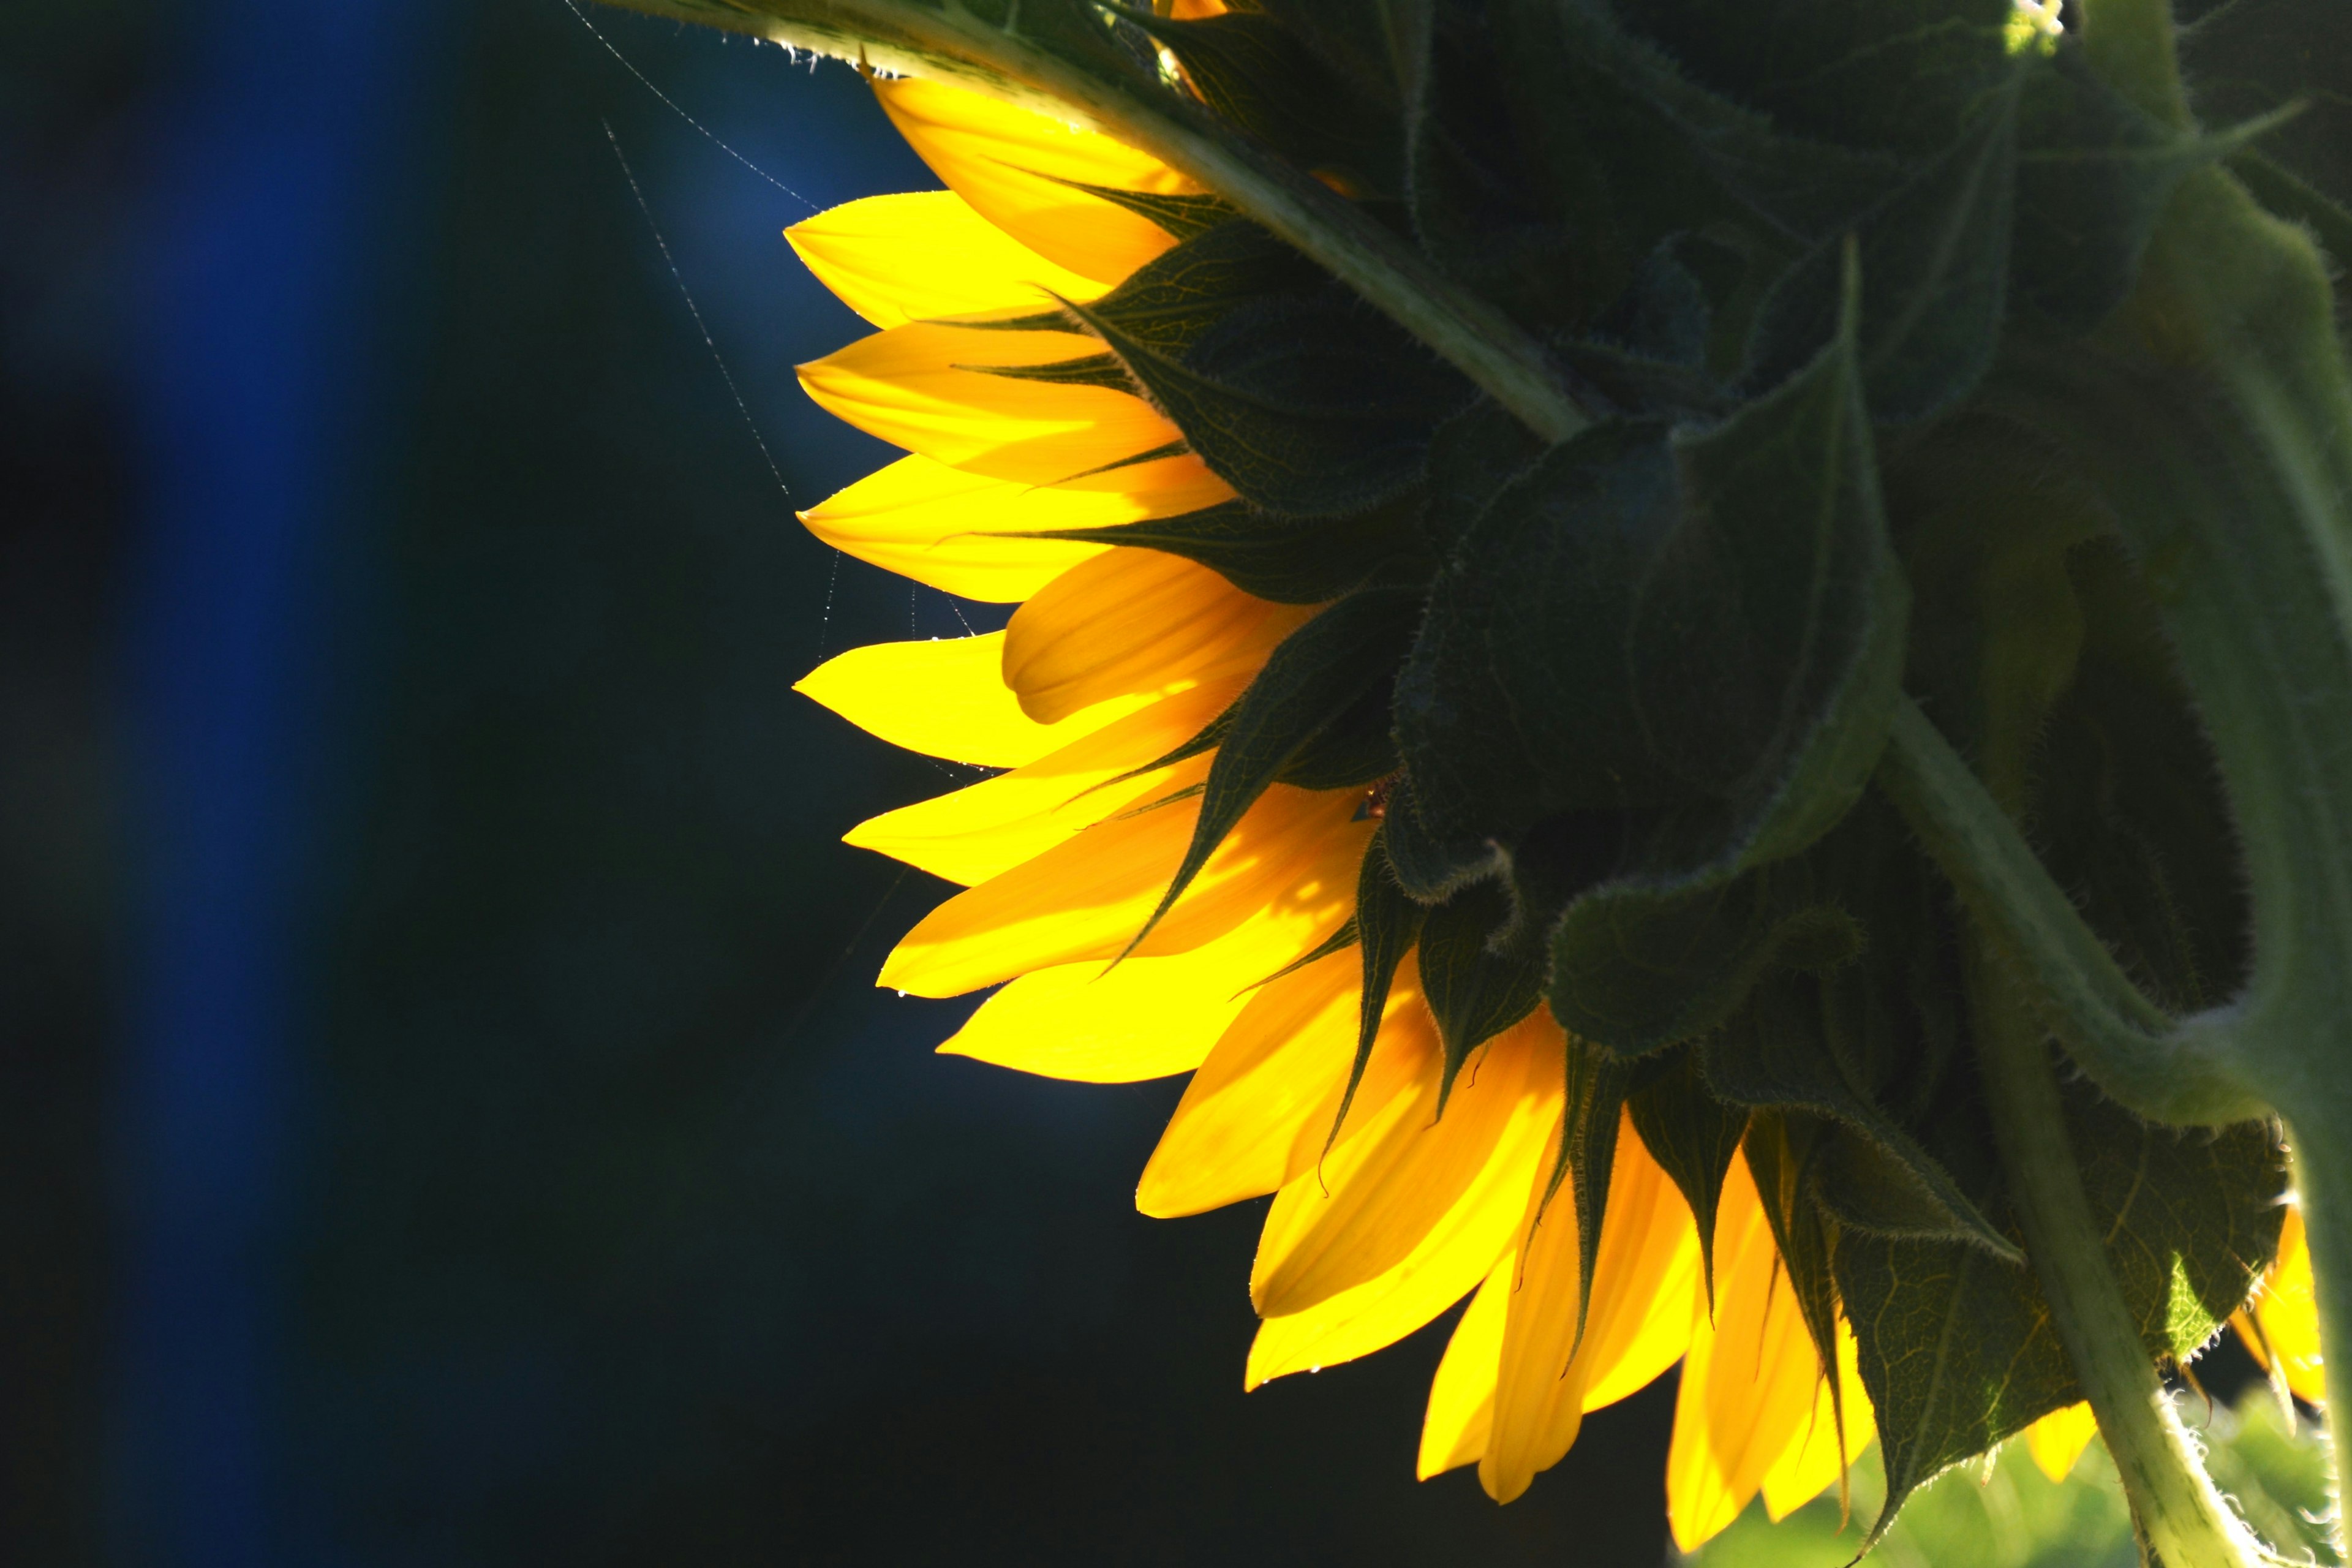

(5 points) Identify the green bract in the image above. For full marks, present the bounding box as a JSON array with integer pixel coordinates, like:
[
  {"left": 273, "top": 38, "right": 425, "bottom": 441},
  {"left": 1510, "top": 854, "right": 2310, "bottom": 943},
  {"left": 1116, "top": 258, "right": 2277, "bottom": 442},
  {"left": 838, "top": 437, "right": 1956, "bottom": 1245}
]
[{"left": 600, "top": 0, "right": 2352, "bottom": 1558}]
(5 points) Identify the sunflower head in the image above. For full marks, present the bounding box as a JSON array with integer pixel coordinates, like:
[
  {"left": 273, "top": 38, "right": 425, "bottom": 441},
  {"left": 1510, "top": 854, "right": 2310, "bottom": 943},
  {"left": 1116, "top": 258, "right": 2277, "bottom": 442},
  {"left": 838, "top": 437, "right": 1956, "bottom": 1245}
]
[{"left": 780, "top": 0, "right": 2301, "bottom": 1550}]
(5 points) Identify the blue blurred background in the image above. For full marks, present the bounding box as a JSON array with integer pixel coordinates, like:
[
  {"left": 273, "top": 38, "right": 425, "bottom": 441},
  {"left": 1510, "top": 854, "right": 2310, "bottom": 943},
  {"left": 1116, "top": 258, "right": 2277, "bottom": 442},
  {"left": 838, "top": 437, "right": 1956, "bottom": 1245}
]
[{"left": 2, "top": 2, "right": 1678, "bottom": 1561}]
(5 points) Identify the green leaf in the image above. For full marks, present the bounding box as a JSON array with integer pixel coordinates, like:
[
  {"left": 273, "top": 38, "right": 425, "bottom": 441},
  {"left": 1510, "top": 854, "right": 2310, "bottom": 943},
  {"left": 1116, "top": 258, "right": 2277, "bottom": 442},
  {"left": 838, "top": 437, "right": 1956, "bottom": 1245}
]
[
  {"left": 1129, "top": 587, "right": 1421, "bottom": 951},
  {"left": 1626, "top": 1044, "right": 1748, "bottom": 1293},
  {"left": 1049, "top": 179, "right": 1242, "bottom": 243},
  {"left": 1836, "top": 1082, "right": 2286, "bottom": 1534},
  {"left": 1329, "top": 834, "right": 1426, "bottom": 1147},
  {"left": 1069, "top": 285, "right": 1472, "bottom": 515},
  {"left": 1415, "top": 879, "right": 1542, "bottom": 1104},
  {"left": 1515, "top": 1, "right": 1901, "bottom": 241},
  {"left": 1630, "top": 0, "right": 2016, "bottom": 157},
  {"left": 2177, "top": 0, "right": 2352, "bottom": 211},
  {"left": 1538, "top": 1032, "right": 1633, "bottom": 1344},
  {"left": 1834, "top": 1226, "right": 2076, "bottom": 1534},
  {"left": 1129, "top": 10, "right": 1401, "bottom": 194},
  {"left": 1705, "top": 971, "right": 2018, "bottom": 1258},
  {"left": 1416, "top": 396, "right": 1550, "bottom": 559},
  {"left": 1743, "top": 1112, "right": 1852, "bottom": 1449},
  {"left": 995, "top": 493, "right": 1429, "bottom": 604},
  {"left": 1549, "top": 867, "right": 1863, "bottom": 1058},
  {"left": 1394, "top": 421, "right": 1686, "bottom": 853},
  {"left": 1047, "top": 219, "right": 1324, "bottom": 355},
  {"left": 1547, "top": 257, "right": 1910, "bottom": 1048},
  {"left": 2033, "top": 546, "right": 2252, "bottom": 1016},
  {"left": 1749, "top": 81, "right": 2020, "bottom": 421},
  {"left": 2064, "top": 1087, "right": 2287, "bottom": 1362},
  {"left": 2011, "top": 49, "right": 2220, "bottom": 330},
  {"left": 1378, "top": 770, "right": 1499, "bottom": 904},
  {"left": 957, "top": 350, "right": 1136, "bottom": 392}
]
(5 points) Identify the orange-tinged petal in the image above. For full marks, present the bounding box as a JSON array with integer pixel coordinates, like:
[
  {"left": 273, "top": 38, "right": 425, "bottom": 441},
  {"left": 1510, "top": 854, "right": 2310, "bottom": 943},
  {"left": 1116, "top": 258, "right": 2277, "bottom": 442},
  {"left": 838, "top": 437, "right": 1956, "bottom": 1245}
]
[
  {"left": 844, "top": 682, "right": 1237, "bottom": 886},
  {"left": 2023, "top": 1400, "right": 2099, "bottom": 1486},
  {"left": 1703, "top": 1175, "right": 1829, "bottom": 1515},
  {"left": 797, "top": 631, "right": 1153, "bottom": 767},
  {"left": 2253, "top": 1202, "right": 2325, "bottom": 1405},
  {"left": 1419, "top": 1253, "right": 1513, "bottom": 1479},
  {"left": 1669, "top": 1155, "right": 1830, "bottom": 1553},
  {"left": 873, "top": 77, "right": 1194, "bottom": 284},
  {"left": 1758, "top": 1313, "right": 1874, "bottom": 1521},
  {"left": 1576, "top": 1129, "right": 1703, "bottom": 1414},
  {"left": 786, "top": 190, "right": 1106, "bottom": 328},
  {"left": 798, "top": 318, "right": 1183, "bottom": 484},
  {"left": 1246, "top": 1048, "right": 1561, "bottom": 1389},
  {"left": 1136, "top": 952, "right": 1432, "bottom": 1219},
  {"left": 1006, "top": 548, "right": 1314, "bottom": 723},
  {"left": 799, "top": 454, "right": 1232, "bottom": 604},
  {"left": 940, "top": 909, "right": 1316, "bottom": 1083},
  {"left": 880, "top": 782, "right": 1367, "bottom": 997},
  {"left": 1666, "top": 1258, "right": 1740, "bottom": 1550},
  {"left": 1477, "top": 1094, "right": 1588, "bottom": 1502},
  {"left": 1254, "top": 1014, "right": 1550, "bottom": 1319}
]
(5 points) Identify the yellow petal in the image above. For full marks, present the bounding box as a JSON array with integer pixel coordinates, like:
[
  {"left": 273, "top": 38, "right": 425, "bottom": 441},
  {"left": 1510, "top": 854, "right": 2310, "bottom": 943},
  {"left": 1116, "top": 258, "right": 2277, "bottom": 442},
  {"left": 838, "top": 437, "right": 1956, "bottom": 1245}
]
[
  {"left": 1246, "top": 1045, "right": 1561, "bottom": 1389},
  {"left": 799, "top": 454, "right": 1232, "bottom": 604},
  {"left": 1666, "top": 1254, "right": 1740, "bottom": 1550},
  {"left": 845, "top": 682, "right": 1236, "bottom": 886},
  {"left": 2247, "top": 1202, "right": 2326, "bottom": 1405},
  {"left": 1254, "top": 1013, "right": 1551, "bottom": 1319},
  {"left": 1477, "top": 1108, "right": 1586, "bottom": 1504},
  {"left": 1418, "top": 1253, "right": 1513, "bottom": 1479},
  {"left": 880, "top": 782, "right": 1368, "bottom": 997},
  {"left": 798, "top": 318, "right": 1183, "bottom": 485},
  {"left": 1006, "top": 548, "right": 1314, "bottom": 723},
  {"left": 939, "top": 910, "right": 1316, "bottom": 1084},
  {"left": 796, "top": 631, "right": 1149, "bottom": 767},
  {"left": 2023, "top": 1400, "right": 2099, "bottom": 1486},
  {"left": 1136, "top": 952, "right": 1433, "bottom": 1219},
  {"left": 873, "top": 77, "right": 1194, "bottom": 283},
  {"left": 1668, "top": 1155, "right": 1829, "bottom": 1554},
  {"left": 1759, "top": 1313, "right": 1874, "bottom": 1521},
  {"left": 1577, "top": 1131, "right": 1703, "bottom": 1414},
  {"left": 786, "top": 190, "right": 1107, "bottom": 329}
]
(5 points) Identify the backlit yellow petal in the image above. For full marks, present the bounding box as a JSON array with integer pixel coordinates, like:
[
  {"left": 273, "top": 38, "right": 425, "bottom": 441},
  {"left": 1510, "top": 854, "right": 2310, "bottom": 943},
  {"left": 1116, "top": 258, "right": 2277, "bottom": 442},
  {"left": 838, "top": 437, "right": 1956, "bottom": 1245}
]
[
  {"left": 941, "top": 910, "right": 1316, "bottom": 1083},
  {"left": 880, "top": 782, "right": 1368, "bottom": 997},
  {"left": 1254, "top": 1015, "right": 1550, "bottom": 1319},
  {"left": 796, "top": 631, "right": 1148, "bottom": 767},
  {"left": 873, "top": 77, "right": 1195, "bottom": 283},
  {"left": 798, "top": 318, "right": 1183, "bottom": 484},
  {"left": 1477, "top": 1115, "right": 1587, "bottom": 1502},
  {"left": 1006, "top": 548, "right": 1314, "bottom": 723},
  {"left": 1246, "top": 1047, "right": 1561, "bottom": 1389},
  {"left": 799, "top": 454, "right": 1232, "bottom": 604},
  {"left": 786, "top": 190, "right": 1107, "bottom": 329},
  {"left": 2245, "top": 1202, "right": 2325, "bottom": 1404},
  {"left": 1666, "top": 1262, "right": 1740, "bottom": 1550},
  {"left": 845, "top": 682, "right": 1236, "bottom": 886},
  {"left": 1670, "top": 1155, "right": 1833, "bottom": 1554},
  {"left": 2024, "top": 1400, "right": 2099, "bottom": 1485},
  {"left": 1419, "top": 1253, "right": 1513, "bottom": 1479},
  {"left": 1137, "top": 953, "right": 1433, "bottom": 1219},
  {"left": 1576, "top": 1130, "right": 1703, "bottom": 1414},
  {"left": 1758, "top": 1314, "right": 1874, "bottom": 1521}
]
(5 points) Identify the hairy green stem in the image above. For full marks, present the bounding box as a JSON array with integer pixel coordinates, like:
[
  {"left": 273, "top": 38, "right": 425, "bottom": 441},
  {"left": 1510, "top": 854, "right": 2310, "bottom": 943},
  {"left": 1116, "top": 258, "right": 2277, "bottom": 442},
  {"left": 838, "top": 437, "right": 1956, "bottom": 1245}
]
[
  {"left": 1924, "top": 162, "right": 2352, "bottom": 1555},
  {"left": 1969, "top": 938, "right": 2268, "bottom": 1568},
  {"left": 1875, "top": 699, "right": 2261, "bottom": 1125},
  {"left": 593, "top": 0, "right": 1591, "bottom": 443}
]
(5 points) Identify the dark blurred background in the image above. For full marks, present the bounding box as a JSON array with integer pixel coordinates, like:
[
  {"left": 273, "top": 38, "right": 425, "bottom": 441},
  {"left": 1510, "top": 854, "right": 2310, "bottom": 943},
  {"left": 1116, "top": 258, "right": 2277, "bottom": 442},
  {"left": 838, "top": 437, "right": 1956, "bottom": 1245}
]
[{"left": 2, "top": 2, "right": 1677, "bottom": 1561}]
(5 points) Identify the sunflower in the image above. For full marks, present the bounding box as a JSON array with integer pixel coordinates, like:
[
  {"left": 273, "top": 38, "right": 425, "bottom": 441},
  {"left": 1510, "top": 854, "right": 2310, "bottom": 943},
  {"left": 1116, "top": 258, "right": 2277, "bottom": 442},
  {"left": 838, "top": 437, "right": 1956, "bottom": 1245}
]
[{"left": 783, "top": 69, "right": 1991, "bottom": 1551}]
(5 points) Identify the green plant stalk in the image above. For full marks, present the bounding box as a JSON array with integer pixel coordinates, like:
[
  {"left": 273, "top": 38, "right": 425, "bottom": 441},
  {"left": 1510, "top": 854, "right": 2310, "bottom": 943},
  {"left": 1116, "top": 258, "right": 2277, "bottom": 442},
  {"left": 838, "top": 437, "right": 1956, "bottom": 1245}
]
[
  {"left": 594, "top": 0, "right": 1590, "bottom": 443},
  {"left": 1890, "top": 160, "right": 2352, "bottom": 1553},
  {"left": 1968, "top": 936, "right": 2271, "bottom": 1568}
]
